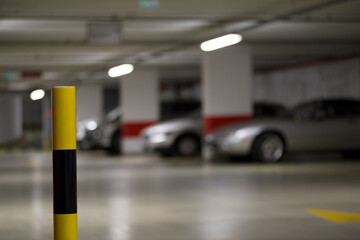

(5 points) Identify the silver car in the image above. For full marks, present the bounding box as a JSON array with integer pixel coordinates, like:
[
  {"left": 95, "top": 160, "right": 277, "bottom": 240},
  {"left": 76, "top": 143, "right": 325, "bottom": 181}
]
[
  {"left": 142, "top": 110, "right": 202, "bottom": 157},
  {"left": 142, "top": 103, "right": 289, "bottom": 157},
  {"left": 205, "top": 99, "right": 360, "bottom": 163}
]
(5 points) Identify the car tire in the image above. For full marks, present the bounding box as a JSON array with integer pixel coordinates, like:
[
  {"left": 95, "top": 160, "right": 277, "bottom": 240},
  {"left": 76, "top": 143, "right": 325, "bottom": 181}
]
[
  {"left": 251, "top": 133, "right": 285, "bottom": 163},
  {"left": 107, "top": 131, "right": 120, "bottom": 154},
  {"left": 174, "top": 134, "right": 201, "bottom": 157}
]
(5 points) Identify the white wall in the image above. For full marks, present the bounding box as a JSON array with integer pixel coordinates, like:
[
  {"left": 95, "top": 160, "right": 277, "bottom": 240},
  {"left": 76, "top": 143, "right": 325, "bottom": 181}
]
[
  {"left": 203, "top": 45, "right": 253, "bottom": 116},
  {"left": 121, "top": 67, "right": 159, "bottom": 122},
  {"left": 254, "top": 58, "right": 360, "bottom": 107},
  {"left": 76, "top": 84, "right": 103, "bottom": 122},
  {"left": 0, "top": 94, "right": 23, "bottom": 144}
]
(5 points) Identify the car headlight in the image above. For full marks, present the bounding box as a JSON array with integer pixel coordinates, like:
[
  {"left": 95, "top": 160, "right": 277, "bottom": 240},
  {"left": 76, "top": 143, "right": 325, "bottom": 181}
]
[
  {"left": 149, "top": 131, "right": 174, "bottom": 143},
  {"left": 234, "top": 129, "right": 248, "bottom": 139},
  {"left": 230, "top": 128, "right": 258, "bottom": 142},
  {"left": 86, "top": 121, "right": 98, "bottom": 131}
]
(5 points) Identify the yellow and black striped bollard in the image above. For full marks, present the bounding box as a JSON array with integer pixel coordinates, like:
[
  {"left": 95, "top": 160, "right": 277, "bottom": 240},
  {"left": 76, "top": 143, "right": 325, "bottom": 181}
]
[{"left": 52, "top": 86, "right": 78, "bottom": 240}]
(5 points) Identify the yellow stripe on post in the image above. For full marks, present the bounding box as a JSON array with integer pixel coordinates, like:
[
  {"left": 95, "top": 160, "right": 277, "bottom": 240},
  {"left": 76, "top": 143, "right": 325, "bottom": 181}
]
[
  {"left": 54, "top": 214, "right": 78, "bottom": 240},
  {"left": 52, "top": 87, "right": 76, "bottom": 150}
]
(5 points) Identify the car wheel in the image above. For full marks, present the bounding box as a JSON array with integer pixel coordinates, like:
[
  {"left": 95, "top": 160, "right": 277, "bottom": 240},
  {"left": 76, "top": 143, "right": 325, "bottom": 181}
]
[
  {"left": 175, "top": 135, "right": 201, "bottom": 157},
  {"left": 252, "top": 133, "right": 285, "bottom": 163},
  {"left": 107, "top": 131, "right": 120, "bottom": 154}
]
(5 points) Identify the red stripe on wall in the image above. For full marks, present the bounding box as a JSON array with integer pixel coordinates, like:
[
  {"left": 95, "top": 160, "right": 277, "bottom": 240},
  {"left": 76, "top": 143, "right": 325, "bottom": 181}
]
[
  {"left": 123, "top": 121, "right": 157, "bottom": 137},
  {"left": 204, "top": 115, "right": 253, "bottom": 135}
]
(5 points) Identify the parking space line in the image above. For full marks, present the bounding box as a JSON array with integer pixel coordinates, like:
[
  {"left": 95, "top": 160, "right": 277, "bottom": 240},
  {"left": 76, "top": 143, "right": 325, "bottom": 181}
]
[{"left": 306, "top": 208, "right": 360, "bottom": 223}]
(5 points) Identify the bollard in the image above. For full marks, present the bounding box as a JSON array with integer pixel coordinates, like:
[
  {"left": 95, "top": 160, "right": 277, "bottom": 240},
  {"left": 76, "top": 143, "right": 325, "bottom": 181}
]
[{"left": 52, "top": 86, "right": 78, "bottom": 240}]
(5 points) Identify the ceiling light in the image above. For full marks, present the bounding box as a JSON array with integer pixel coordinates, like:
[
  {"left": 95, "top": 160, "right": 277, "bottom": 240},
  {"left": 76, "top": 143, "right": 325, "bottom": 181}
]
[
  {"left": 200, "top": 34, "right": 242, "bottom": 52},
  {"left": 30, "top": 89, "right": 45, "bottom": 101},
  {"left": 108, "top": 64, "right": 134, "bottom": 78}
]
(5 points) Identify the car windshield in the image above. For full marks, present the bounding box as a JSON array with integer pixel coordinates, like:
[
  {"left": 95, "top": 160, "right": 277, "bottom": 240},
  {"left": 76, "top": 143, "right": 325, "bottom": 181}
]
[
  {"left": 186, "top": 108, "right": 201, "bottom": 119},
  {"left": 105, "top": 107, "right": 121, "bottom": 122}
]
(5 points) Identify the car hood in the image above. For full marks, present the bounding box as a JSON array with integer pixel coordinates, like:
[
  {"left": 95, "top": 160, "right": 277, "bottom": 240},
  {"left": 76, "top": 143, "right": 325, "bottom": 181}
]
[
  {"left": 77, "top": 117, "right": 100, "bottom": 126},
  {"left": 142, "top": 118, "right": 201, "bottom": 135}
]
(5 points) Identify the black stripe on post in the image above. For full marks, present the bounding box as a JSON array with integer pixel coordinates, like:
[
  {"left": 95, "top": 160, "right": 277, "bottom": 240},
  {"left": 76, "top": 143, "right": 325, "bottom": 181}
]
[{"left": 53, "top": 150, "right": 77, "bottom": 214}]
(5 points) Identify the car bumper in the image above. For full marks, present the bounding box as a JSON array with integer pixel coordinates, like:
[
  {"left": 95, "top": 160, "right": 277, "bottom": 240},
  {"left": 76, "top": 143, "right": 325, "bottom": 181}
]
[
  {"left": 205, "top": 136, "right": 253, "bottom": 157},
  {"left": 143, "top": 134, "right": 175, "bottom": 152}
]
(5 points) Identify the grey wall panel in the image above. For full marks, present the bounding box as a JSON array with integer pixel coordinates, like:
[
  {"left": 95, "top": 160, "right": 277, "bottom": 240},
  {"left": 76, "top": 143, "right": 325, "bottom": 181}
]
[{"left": 254, "top": 58, "right": 360, "bottom": 107}]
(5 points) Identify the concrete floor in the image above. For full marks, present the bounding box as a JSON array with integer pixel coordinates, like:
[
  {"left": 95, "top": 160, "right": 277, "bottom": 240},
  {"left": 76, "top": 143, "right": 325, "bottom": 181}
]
[{"left": 0, "top": 151, "right": 360, "bottom": 240}]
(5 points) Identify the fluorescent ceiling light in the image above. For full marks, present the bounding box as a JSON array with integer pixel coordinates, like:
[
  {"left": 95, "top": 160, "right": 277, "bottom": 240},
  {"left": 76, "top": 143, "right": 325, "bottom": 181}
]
[
  {"left": 200, "top": 34, "right": 242, "bottom": 52},
  {"left": 30, "top": 89, "right": 45, "bottom": 101},
  {"left": 108, "top": 64, "right": 134, "bottom": 78}
]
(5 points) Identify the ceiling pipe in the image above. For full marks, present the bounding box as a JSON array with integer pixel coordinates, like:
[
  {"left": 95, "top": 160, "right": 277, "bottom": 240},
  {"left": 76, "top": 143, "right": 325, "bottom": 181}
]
[
  {"left": 66, "top": 0, "right": 357, "bottom": 83},
  {"left": 146, "top": 0, "right": 356, "bottom": 56},
  {"left": 3, "top": 0, "right": 355, "bottom": 88}
]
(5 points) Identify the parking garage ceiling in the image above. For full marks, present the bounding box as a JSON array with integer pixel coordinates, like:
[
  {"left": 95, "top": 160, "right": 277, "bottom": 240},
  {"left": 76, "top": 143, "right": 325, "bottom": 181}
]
[{"left": 0, "top": 0, "right": 359, "bottom": 90}]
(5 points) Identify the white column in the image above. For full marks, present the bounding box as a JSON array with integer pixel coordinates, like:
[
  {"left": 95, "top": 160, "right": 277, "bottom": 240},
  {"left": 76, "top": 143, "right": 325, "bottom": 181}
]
[
  {"left": 121, "top": 67, "right": 159, "bottom": 154},
  {"left": 42, "top": 93, "right": 51, "bottom": 149},
  {"left": 202, "top": 45, "right": 253, "bottom": 135},
  {"left": 0, "top": 94, "right": 23, "bottom": 145},
  {"left": 76, "top": 84, "right": 103, "bottom": 122}
]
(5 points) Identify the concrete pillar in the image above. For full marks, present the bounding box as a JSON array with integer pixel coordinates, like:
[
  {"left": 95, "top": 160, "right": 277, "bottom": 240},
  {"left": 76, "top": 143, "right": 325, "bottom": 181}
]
[
  {"left": 121, "top": 67, "right": 159, "bottom": 154},
  {"left": 202, "top": 45, "right": 253, "bottom": 135},
  {"left": 76, "top": 84, "right": 103, "bottom": 122},
  {"left": 0, "top": 94, "right": 23, "bottom": 145}
]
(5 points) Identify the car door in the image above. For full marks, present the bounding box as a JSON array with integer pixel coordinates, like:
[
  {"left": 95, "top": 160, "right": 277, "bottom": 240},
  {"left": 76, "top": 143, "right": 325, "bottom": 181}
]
[
  {"left": 322, "top": 100, "right": 360, "bottom": 150},
  {"left": 287, "top": 101, "right": 336, "bottom": 151}
]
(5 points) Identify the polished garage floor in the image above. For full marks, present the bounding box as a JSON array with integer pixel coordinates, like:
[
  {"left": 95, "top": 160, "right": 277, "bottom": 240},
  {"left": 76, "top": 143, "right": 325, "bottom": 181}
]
[{"left": 0, "top": 151, "right": 360, "bottom": 240}]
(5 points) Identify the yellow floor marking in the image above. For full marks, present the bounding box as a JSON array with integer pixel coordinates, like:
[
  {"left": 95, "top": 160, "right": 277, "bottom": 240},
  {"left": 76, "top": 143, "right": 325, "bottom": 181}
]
[{"left": 306, "top": 208, "right": 360, "bottom": 223}]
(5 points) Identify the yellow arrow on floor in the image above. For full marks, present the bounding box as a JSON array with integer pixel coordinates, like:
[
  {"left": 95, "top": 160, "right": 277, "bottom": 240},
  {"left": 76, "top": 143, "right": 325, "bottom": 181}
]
[{"left": 306, "top": 208, "right": 360, "bottom": 223}]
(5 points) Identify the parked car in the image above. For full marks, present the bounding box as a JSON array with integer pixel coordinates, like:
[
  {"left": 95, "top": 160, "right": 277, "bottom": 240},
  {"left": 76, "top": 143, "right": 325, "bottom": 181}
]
[
  {"left": 77, "top": 107, "right": 121, "bottom": 153},
  {"left": 77, "top": 100, "right": 200, "bottom": 154},
  {"left": 76, "top": 117, "right": 101, "bottom": 149},
  {"left": 205, "top": 99, "right": 360, "bottom": 163},
  {"left": 142, "top": 102, "right": 289, "bottom": 157}
]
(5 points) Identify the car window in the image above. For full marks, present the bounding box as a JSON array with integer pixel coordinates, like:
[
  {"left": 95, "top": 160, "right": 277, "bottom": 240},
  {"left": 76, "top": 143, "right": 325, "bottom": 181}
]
[
  {"left": 254, "top": 104, "right": 289, "bottom": 118},
  {"left": 186, "top": 109, "right": 201, "bottom": 119},
  {"left": 325, "top": 100, "right": 360, "bottom": 118},
  {"left": 161, "top": 101, "right": 201, "bottom": 120},
  {"left": 105, "top": 107, "right": 121, "bottom": 122},
  {"left": 292, "top": 102, "right": 328, "bottom": 121}
]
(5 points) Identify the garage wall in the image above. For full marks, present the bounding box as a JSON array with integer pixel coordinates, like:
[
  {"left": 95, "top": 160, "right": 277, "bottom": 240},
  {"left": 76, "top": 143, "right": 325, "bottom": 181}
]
[
  {"left": 0, "top": 94, "right": 23, "bottom": 144},
  {"left": 76, "top": 84, "right": 103, "bottom": 122},
  {"left": 23, "top": 93, "right": 42, "bottom": 128},
  {"left": 254, "top": 58, "right": 360, "bottom": 107}
]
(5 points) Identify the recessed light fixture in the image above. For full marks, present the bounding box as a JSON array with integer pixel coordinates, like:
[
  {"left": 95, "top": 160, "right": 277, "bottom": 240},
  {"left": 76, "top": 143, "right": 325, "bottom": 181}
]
[
  {"left": 108, "top": 64, "right": 134, "bottom": 78},
  {"left": 30, "top": 89, "right": 45, "bottom": 101},
  {"left": 200, "top": 34, "right": 242, "bottom": 52}
]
